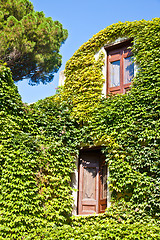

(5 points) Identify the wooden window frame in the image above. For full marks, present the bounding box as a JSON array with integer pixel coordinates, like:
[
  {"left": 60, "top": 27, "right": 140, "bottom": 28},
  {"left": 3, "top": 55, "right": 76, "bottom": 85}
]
[{"left": 105, "top": 39, "right": 134, "bottom": 95}]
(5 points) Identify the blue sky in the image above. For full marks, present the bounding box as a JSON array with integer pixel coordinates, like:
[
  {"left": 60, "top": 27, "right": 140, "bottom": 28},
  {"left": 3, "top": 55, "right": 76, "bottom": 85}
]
[{"left": 15, "top": 0, "right": 160, "bottom": 103}]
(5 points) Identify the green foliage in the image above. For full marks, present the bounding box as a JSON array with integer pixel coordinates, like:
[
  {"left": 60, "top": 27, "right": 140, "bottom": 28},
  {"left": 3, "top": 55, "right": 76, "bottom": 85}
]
[
  {"left": 63, "top": 18, "right": 160, "bottom": 217},
  {"left": 0, "top": 0, "right": 68, "bottom": 84},
  {"left": 0, "top": 65, "right": 81, "bottom": 238},
  {"left": 30, "top": 94, "right": 81, "bottom": 225},
  {"left": 63, "top": 18, "right": 160, "bottom": 121},
  {"left": 0, "top": 65, "right": 44, "bottom": 238},
  {"left": 0, "top": 18, "right": 160, "bottom": 238},
  {"left": 47, "top": 203, "right": 160, "bottom": 239}
]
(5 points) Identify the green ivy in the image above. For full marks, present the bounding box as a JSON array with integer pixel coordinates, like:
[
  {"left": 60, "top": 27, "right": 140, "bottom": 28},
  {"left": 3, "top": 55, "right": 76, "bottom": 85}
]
[
  {"left": 0, "top": 18, "right": 160, "bottom": 239},
  {"left": 63, "top": 18, "right": 160, "bottom": 121},
  {"left": 63, "top": 17, "right": 160, "bottom": 217},
  {"left": 48, "top": 202, "right": 160, "bottom": 239}
]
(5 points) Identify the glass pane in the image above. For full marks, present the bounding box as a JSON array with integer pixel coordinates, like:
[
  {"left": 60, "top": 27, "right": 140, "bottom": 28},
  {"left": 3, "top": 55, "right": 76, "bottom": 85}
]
[
  {"left": 83, "top": 167, "right": 96, "bottom": 200},
  {"left": 110, "top": 60, "right": 120, "bottom": 87},
  {"left": 124, "top": 56, "right": 134, "bottom": 84},
  {"left": 101, "top": 166, "right": 107, "bottom": 199}
]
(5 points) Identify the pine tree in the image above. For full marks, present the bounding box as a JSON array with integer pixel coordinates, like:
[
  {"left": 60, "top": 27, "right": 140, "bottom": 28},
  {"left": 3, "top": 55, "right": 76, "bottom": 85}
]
[{"left": 0, "top": 0, "right": 68, "bottom": 85}]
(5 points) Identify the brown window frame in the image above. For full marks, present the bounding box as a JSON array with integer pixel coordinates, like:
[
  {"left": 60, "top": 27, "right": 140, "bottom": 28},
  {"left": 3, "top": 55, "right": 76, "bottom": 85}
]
[{"left": 105, "top": 39, "right": 134, "bottom": 95}]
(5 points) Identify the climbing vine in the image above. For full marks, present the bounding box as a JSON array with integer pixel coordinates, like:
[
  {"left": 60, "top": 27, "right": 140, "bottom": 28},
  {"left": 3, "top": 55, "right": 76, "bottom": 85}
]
[
  {"left": 0, "top": 65, "right": 81, "bottom": 238},
  {"left": 63, "top": 18, "right": 160, "bottom": 121},
  {"left": 0, "top": 18, "right": 160, "bottom": 239}
]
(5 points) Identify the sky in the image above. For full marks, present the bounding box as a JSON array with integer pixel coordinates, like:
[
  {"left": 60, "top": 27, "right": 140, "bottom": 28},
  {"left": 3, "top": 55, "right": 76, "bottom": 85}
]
[{"left": 15, "top": 0, "right": 160, "bottom": 103}]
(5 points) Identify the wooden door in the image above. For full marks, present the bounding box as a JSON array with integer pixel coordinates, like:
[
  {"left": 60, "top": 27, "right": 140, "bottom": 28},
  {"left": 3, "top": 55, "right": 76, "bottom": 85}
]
[{"left": 78, "top": 149, "right": 107, "bottom": 215}]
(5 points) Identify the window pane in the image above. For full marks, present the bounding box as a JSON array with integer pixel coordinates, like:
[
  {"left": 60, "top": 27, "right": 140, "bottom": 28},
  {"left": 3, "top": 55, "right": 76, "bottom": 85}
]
[
  {"left": 110, "top": 60, "right": 120, "bottom": 87},
  {"left": 124, "top": 56, "right": 134, "bottom": 84}
]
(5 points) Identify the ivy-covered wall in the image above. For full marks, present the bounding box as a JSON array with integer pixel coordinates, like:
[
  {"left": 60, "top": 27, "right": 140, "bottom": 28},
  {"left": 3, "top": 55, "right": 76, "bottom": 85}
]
[
  {"left": 63, "top": 18, "right": 160, "bottom": 121},
  {"left": 0, "top": 64, "right": 81, "bottom": 238},
  {"left": 0, "top": 18, "right": 160, "bottom": 239}
]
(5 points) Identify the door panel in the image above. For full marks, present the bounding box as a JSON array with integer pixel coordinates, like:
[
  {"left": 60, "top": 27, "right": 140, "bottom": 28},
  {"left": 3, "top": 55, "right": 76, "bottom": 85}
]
[
  {"left": 78, "top": 150, "right": 99, "bottom": 215},
  {"left": 83, "top": 167, "right": 96, "bottom": 200},
  {"left": 101, "top": 165, "right": 107, "bottom": 199},
  {"left": 99, "top": 164, "right": 107, "bottom": 213}
]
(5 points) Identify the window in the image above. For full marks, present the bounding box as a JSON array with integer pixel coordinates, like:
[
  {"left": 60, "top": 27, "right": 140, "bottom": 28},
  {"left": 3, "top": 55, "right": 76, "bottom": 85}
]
[
  {"left": 106, "top": 39, "right": 134, "bottom": 95},
  {"left": 78, "top": 149, "right": 107, "bottom": 215}
]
